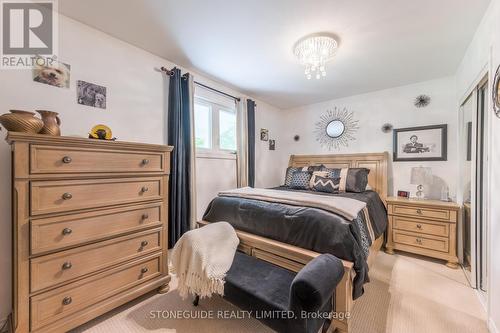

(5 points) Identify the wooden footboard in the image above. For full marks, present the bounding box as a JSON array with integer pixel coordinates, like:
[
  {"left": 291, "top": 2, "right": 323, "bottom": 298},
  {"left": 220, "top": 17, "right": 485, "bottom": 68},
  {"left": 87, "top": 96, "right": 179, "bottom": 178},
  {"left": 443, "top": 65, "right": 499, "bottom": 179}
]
[{"left": 197, "top": 220, "right": 383, "bottom": 333}]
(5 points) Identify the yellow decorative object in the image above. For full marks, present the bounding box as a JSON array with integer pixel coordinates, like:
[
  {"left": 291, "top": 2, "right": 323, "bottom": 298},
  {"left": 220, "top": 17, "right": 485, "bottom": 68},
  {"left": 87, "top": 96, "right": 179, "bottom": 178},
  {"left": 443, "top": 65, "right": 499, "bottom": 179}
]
[{"left": 89, "top": 124, "right": 113, "bottom": 140}]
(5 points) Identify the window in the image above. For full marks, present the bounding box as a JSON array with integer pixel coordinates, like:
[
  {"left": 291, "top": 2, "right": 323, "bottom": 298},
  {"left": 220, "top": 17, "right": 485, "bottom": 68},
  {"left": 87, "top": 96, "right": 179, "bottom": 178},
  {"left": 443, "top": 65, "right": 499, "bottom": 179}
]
[
  {"left": 194, "top": 103, "right": 211, "bottom": 149},
  {"left": 219, "top": 109, "right": 237, "bottom": 150},
  {"left": 194, "top": 97, "right": 237, "bottom": 152}
]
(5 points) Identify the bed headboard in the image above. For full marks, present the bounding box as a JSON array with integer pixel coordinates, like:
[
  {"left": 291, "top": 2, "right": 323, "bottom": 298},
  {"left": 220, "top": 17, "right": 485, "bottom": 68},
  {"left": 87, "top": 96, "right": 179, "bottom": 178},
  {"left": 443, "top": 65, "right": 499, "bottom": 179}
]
[{"left": 288, "top": 152, "right": 389, "bottom": 201}]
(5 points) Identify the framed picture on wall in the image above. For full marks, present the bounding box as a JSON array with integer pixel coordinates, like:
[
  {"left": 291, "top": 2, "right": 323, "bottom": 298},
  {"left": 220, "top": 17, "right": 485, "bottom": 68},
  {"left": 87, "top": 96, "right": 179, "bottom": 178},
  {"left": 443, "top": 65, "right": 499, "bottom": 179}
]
[
  {"left": 393, "top": 124, "right": 447, "bottom": 161},
  {"left": 269, "top": 139, "right": 275, "bottom": 150},
  {"left": 260, "top": 128, "right": 269, "bottom": 141}
]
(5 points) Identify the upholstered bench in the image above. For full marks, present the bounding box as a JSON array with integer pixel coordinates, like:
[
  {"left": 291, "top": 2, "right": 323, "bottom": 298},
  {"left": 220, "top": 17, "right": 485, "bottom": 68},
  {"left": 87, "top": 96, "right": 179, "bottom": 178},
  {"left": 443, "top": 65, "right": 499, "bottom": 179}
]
[{"left": 196, "top": 251, "right": 344, "bottom": 333}]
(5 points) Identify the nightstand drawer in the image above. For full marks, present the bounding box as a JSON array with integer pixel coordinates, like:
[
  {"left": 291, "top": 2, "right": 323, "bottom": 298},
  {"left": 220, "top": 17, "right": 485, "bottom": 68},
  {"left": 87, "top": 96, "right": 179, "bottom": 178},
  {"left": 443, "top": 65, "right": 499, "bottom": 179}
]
[
  {"left": 393, "top": 230, "right": 448, "bottom": 253},
  {"left": 391, "top": 204, "right": 451, "bottom": 221},
  {"left": 392, "top": 216, "right": 449, "bottom": 237}
]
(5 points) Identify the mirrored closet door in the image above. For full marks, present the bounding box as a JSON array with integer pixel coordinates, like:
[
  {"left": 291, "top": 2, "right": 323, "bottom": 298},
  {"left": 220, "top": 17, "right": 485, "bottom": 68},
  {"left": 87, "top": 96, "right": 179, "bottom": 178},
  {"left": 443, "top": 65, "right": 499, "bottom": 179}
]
[{"left": 459, "top": 76, "right": 488, "bottom": 297}]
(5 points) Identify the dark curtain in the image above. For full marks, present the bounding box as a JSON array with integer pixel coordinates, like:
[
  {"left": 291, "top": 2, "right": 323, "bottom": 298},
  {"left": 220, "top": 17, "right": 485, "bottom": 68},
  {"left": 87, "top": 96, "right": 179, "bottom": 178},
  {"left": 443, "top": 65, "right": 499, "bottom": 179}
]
[
  {"left": 167, "top": 68, "right": 192, "bottom": 247},
  {"left": 247, "top": 99, "right": 256, "bottom": 187}
]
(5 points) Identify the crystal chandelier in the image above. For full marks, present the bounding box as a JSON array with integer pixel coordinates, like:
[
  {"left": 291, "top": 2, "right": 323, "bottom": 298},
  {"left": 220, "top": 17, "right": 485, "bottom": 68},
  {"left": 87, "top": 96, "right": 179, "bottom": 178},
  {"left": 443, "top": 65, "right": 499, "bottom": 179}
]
[{"left": 293, "top": 35, "right": 338, "bottom": 80}]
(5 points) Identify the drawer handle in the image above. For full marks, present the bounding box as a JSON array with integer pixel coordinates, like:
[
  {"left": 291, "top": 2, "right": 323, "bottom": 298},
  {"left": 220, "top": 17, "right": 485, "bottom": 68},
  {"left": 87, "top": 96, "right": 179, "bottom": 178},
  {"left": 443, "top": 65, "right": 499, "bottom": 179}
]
[
  {"left": 62, "top": 192, "right": 73, "bottom": 200},
  {"left": 62, "top": 228, "right": 73, "bottom": 235},
  {"left": 416, "top": 238, "right": 422, "bottom": 244},
  {"left": 62, "top": 156, "right": 72, "bottom": 164},
  {"left": 62, "top": 262, "right": 73, "bottom": 270},
  {"left": 141, "top": 187, "right": 149, "bottom": 193},
  {"left": 142, "top": 159, "right": 150, "bottom": 165},
  {"left": 416, "top": 224, "right": 422, "bottom": 229},
  {"left": 416, "top": 209, "right": 423, "bottom": 215},
  {"left": 141, "top": 267, "right": 149, "bottom": 274},
  {"left": 142, "top": 213, "right": 149, "bottom": 220},
  {"left": 62, "top": 296, "right": 72, "bottom": 305},
  {"left": 141, "top": 240, "right": 149, "bottom": 247}
]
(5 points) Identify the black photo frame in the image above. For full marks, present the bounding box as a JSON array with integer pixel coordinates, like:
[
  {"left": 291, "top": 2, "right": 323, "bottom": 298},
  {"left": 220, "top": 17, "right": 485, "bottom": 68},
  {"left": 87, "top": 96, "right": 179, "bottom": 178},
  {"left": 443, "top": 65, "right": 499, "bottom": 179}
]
[{"left": 393, "top": 124, "right": 447, "bottom": 162}]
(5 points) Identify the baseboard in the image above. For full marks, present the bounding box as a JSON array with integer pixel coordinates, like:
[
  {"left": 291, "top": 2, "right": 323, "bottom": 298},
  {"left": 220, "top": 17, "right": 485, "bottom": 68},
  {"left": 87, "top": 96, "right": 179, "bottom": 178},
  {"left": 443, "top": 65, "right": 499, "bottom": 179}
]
[{"left": 489, "top": 317, "right": 499, "bottom": 333}]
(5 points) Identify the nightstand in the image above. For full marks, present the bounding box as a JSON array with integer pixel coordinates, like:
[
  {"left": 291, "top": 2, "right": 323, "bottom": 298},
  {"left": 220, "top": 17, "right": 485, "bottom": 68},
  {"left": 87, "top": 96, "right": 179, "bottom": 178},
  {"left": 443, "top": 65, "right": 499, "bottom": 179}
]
[{"left": 385, "top": 196, "right": 460, "bottom": 268}]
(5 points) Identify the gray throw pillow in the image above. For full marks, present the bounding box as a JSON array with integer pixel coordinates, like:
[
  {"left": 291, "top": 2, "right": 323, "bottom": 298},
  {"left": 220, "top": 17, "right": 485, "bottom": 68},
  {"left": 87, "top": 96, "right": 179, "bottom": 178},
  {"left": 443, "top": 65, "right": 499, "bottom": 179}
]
[
  {"left": 322, "top": 167, "right": 370, "bottom": 193},
  {"left": 345, "top": 168, "right": 370, "bottom": 193}
]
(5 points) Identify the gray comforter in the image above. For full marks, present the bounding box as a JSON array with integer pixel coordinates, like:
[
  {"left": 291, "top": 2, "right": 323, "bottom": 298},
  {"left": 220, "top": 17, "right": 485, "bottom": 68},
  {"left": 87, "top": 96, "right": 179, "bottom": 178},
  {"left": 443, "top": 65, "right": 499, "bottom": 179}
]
[{"left": 202, "top": 187, "right": 387, "bottom": 299}]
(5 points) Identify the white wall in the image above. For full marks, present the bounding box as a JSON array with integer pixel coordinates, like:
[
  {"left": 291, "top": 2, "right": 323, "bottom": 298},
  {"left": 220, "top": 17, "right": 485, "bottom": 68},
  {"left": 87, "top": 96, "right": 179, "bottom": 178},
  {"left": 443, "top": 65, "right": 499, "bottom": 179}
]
[
  {"left": 0, "top": 15, "right": 282, "bottom": 322},
  {"left": 279, "top": 76, "right": 458, "bottom": 200},
  {"left": 456, "top": 1, "right": 500, "bottom": 332},
  {"left": 255, "top": 100, "right": 289, "bottom": 188}
]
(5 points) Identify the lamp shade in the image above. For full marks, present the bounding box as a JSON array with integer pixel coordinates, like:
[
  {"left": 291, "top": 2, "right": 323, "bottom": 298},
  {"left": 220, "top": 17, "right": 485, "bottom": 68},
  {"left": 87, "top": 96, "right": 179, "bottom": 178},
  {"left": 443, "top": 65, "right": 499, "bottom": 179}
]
[{"left": 410, "top": 167, "right": 433, "bottom": 185}]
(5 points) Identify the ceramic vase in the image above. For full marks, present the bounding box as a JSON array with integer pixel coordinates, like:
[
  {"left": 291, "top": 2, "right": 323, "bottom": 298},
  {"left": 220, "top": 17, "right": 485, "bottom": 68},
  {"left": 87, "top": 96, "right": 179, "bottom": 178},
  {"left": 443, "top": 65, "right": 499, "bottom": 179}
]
[
  {"left": 37, "top": 110, "right": 61, "bottom": 136},
  {"left": 0, "top": 110, "right": 44, "bottom": 133}
]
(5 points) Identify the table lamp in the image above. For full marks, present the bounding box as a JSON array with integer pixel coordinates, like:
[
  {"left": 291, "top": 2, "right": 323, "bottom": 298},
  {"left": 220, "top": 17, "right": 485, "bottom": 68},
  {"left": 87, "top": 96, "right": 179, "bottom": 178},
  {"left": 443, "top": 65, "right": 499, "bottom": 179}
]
[{"left": 411, "top": 167, "right": 433, "bottom": 199}]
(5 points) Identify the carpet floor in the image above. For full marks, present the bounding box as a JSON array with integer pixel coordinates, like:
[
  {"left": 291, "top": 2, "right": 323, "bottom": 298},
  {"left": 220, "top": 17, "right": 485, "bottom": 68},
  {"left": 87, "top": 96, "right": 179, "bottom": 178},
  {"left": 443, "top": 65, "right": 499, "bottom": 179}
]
[{"left": 71, "top": 252, "right": 488, "bottom": 333}]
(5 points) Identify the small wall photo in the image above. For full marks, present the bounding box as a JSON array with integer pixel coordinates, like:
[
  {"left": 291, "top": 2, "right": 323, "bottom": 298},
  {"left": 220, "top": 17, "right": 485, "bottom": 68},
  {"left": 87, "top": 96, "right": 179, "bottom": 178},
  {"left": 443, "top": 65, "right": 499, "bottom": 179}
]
[
  {"left": 269, "top": 139, "right": 275, "bottom": 150},
  {"left": 33, "top": 59, "right": 71, "bottom": 88},
  {"left": 260, "top": 128, "right": 269, "bottom": 141},
  {"left": 77, "top": 80, "right": 107, "bottom": 109}
]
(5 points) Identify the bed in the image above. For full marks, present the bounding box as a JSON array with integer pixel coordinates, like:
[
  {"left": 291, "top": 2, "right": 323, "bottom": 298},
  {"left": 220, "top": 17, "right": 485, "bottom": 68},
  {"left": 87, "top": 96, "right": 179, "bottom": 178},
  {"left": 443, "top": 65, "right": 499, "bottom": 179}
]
[{"left": 198, "top": 152, "right": 389, "bottom": 333}]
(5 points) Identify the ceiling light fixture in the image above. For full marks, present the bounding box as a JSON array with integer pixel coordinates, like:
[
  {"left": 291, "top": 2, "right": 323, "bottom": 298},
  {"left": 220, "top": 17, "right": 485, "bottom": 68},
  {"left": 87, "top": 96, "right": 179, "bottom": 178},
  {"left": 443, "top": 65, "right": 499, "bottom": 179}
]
[{"left": 293, "top": 34, "right": 338, "bottom": 80}]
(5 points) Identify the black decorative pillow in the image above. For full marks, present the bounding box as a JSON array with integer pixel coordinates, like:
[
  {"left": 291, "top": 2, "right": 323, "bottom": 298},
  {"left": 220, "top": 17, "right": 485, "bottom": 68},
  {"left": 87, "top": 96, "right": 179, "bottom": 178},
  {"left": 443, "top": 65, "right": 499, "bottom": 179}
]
[
  {"left": 345, "top": 168, "right": 371, "bottom": 193},
  {"left": 324, "top": 168, "right": 341, "bottom": 179},
  {"left": 284, "top": 167, "right": 301, "bottom": 187},
  {"left": 290, "top": 171, "right": 313, "bottom": 190},
  {"left": 305, "top": 164, "right": 327, "bottom": 172},
  {"left": 307, "top": 164, "right": 327, "bottom": 172},
  {"left": 311, "top": 176, "right": 341, "bottom": 194}
]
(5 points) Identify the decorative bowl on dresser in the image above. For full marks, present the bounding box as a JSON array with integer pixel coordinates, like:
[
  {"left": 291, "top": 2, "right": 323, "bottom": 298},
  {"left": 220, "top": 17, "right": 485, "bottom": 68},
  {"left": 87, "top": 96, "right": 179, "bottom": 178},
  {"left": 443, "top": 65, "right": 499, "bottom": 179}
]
[
  {"left": 6, "top": 132, "right": 173, "bottom": 333},
  {"left": 385, "top": 196, "right": 460, "bottom": 268}
]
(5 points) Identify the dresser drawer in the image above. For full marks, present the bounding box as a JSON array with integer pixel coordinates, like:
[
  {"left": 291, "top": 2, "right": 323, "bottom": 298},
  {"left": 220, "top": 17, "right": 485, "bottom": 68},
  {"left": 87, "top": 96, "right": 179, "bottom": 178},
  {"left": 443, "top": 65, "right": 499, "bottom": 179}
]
[
  {"left": 31, "top": 177, "right": 163, "bottom": 215},
  {"left": 30, "top": 253, "right": 162, "bottom": 331},
  {"left": 31, "top": 228, "right": 161, "bottom": 292},
  {"left": 392, "top": 216, "right": 449, "bottom": 237},
  {"left": 30, "top": 145, "right": 166, "bottom": 174},
  {"left": 393, "top": 230, "right": 448, "bottom": 253},
  {"left": 391, "top": 204, "right": 451, "bottom": 221},
  {"left": 31, "top": 203, "right": 163, "bottom": 255}
]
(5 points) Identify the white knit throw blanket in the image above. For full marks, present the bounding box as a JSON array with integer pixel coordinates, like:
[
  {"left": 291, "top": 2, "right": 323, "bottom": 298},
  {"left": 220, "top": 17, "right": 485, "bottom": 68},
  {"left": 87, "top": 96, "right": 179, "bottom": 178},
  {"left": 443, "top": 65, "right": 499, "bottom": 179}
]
[{"left": 170, "top": 222, "right": 239, "bottom": 299}]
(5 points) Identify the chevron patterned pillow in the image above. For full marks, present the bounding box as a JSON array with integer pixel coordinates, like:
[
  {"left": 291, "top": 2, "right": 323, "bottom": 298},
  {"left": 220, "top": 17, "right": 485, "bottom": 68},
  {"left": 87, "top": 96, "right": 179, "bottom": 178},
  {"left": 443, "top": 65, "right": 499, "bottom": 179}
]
[{"left": 311, "top": 175, "right": 341, "bottom": 194}]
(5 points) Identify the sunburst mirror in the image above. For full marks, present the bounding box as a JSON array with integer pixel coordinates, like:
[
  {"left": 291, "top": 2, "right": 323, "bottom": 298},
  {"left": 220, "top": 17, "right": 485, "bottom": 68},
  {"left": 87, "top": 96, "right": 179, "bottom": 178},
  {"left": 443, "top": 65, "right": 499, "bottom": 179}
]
[{"left": 315, "top": 107, "right": 359, "bottom": 149}]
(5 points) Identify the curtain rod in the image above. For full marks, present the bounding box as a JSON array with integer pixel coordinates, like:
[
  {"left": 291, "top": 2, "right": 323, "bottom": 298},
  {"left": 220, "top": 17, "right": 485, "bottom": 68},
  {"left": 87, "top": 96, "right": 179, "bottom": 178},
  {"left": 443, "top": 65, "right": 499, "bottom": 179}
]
[
  {"left": 194, "top": 81, "right": 241, "bottom": 102},
  {"left": 159, "top": 66, "right": 243, "bottom": 103}
]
